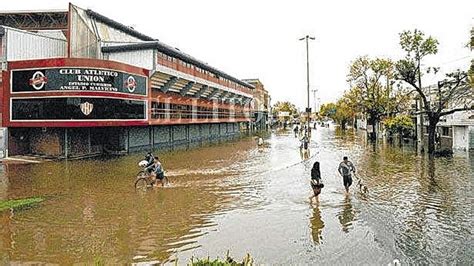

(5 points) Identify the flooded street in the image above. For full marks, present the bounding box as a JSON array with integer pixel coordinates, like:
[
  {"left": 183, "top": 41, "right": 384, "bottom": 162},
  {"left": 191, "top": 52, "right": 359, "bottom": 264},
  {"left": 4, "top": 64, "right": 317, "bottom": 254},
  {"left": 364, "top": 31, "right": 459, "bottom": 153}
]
[{"left": 1, "top": 126, "right": 473, "bottom": 265}]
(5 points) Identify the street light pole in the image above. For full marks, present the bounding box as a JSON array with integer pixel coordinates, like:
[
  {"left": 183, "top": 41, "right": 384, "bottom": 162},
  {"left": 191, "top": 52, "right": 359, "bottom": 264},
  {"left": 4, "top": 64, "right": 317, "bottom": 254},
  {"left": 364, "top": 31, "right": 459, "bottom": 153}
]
[
  {"left": 312, "top": 89, "right": 317, "bottom": 115},
  {"left": 299, "top": 35, "right": 315, "bottom": 137}
]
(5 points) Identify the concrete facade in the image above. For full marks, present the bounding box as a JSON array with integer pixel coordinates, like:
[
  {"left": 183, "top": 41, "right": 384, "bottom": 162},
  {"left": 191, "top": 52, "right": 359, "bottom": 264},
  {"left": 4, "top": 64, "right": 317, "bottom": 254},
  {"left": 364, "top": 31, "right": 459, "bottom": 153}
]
[
  {"left": 242, "top": 79, "right": 271, "bottom": 131},
  {"left": 128, "top": 123, "right": 243, "bottom": 152},
  {"left": 7, "top": 123, "right": 244, "bottom": 158},
  {"left": 414, "top": 86, "right": 474, "bottom": 151}
]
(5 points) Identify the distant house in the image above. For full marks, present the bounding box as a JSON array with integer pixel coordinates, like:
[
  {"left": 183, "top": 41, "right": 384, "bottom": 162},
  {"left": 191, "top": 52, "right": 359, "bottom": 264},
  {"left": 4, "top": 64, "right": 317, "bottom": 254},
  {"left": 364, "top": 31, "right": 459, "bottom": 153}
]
[
  {"left": 415, "top": 85, "right": 474, "bottom": 151},
  {"left": 242, "top": 79, "right": 271, "bottom": 130}
]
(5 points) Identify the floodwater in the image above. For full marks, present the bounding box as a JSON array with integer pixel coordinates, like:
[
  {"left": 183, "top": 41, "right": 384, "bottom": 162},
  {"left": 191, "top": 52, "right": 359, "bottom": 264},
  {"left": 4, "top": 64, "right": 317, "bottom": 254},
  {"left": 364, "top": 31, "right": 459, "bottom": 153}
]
[{"left": 0, "top": 126, "right": 473, "bottom": 265}]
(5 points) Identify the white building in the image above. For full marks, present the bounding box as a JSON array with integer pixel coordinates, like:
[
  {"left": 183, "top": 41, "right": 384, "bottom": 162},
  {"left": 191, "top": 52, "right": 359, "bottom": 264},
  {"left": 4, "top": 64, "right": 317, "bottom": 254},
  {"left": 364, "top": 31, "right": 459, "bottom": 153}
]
[
  {"left": 416, "top": 85, "right": 474, "bottom": 151},
  {"left": 437, "top": 110, "right": 474, "bottom": 150}
]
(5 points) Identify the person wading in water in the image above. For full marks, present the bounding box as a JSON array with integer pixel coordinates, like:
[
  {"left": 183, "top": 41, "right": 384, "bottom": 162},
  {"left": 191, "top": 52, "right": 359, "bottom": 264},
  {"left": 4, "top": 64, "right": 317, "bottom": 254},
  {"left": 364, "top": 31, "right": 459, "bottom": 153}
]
[
  {"left": 310, "top": 161, "right": 324, "bottom": 202},
  {"left": 338, "top": 156, "right": 356, "bottom": 193},
  {"left": 294, "top": 125, "right": 299, "bottom": 138}
]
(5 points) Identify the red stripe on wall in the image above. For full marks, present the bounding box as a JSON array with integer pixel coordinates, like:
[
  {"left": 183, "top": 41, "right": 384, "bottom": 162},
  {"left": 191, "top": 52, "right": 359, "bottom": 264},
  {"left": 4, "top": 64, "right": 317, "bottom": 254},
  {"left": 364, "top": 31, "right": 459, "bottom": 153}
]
[
  {"left": 2, "top": 71, "right": 10, "bottom": 127},
  {"left": 9, "top": 91, "right": 146, "bottom": 100},
  {"left": 148, "top": 118, "right": 250, "bottom": 125},
  {"left": 6, "top": 120, "right": 149, "bottom": 128},
  {"left": 8, "top": 58, "right": 149, "bottom": 77}
]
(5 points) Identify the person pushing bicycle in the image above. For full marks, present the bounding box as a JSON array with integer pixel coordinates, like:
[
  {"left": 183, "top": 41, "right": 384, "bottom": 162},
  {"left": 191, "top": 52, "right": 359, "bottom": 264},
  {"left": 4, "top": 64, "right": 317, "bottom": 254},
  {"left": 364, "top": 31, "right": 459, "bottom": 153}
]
[{"left": 153, "top": 157, "right": 166, "bottom": 186}]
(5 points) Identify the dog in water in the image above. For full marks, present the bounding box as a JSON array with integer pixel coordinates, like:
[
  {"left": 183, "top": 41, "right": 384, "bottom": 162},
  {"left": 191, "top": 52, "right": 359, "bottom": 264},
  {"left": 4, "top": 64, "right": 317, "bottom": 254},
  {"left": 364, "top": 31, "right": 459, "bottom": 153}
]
[{"left": 356, "top": 175, "right": 369, "bottom": 194}]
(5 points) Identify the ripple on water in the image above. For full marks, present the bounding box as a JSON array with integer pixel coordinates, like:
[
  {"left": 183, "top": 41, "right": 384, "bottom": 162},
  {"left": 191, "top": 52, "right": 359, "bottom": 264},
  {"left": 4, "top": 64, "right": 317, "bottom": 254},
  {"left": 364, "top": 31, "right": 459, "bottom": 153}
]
[{"left": 1, "top": 130, "right": 473, "bottom": 264}]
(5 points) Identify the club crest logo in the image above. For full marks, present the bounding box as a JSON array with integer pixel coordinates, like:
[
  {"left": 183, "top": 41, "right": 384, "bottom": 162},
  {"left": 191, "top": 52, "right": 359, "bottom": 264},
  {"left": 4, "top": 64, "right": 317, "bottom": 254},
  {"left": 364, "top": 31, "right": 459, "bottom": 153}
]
[
  {"left": 125, "top": 76, "right": 137, "bottom": 93},
  {"left": 29, "top": 71, "right": 48, "bottom": 90},
  {"left": 80, "top": 102, "right": 94, "bottom": 116}
]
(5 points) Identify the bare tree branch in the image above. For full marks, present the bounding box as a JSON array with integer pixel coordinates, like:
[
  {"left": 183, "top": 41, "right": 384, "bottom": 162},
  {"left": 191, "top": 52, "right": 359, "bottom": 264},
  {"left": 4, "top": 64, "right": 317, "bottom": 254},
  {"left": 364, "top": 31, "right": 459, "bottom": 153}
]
[{"left": 439, "top": 106, "right": 474, "bottom": 117}]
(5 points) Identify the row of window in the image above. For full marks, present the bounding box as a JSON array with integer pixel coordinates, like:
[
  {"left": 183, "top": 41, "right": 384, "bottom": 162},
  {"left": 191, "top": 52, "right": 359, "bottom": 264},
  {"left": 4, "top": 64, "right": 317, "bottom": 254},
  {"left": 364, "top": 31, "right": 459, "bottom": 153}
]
[
  {"left": 155, "top": 91, "right": 249, "bottom": 106},
  {"left": 151, "top": 102, "right": 249, "bottom": 120},
  {"left": 158, "top": 51, "right": 216, "bottom": 76},
  {"left": 422, "top": 126, "right": 452, "bottom": 137},
  {"left": 156, "top": 52, "right": 249, "bottom": 92},
  {"left": 12, "top": 98, "right": 146, "bottom": 120}
]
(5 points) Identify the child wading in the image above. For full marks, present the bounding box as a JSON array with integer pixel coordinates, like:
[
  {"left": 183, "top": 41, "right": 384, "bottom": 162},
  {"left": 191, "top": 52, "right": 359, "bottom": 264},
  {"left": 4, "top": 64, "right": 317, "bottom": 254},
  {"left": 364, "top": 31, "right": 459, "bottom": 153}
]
[{"left": 310, "top": 161, "right": 324, "bottom": 202}]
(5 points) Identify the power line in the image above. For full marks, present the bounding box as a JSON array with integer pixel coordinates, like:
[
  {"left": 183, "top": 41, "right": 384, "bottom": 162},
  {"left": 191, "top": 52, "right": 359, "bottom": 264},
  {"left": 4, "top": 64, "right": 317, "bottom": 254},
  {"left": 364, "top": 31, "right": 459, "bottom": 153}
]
[{"left": 437, "top": 56, "right": 471, "bottom": 65}]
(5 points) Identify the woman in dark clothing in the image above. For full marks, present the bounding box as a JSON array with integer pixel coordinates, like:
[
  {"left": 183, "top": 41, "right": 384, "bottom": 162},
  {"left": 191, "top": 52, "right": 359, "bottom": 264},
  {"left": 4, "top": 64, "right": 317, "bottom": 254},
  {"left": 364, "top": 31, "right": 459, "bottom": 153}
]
[{"left": 310, "top": 161, "right": 324, "bottom": 201}]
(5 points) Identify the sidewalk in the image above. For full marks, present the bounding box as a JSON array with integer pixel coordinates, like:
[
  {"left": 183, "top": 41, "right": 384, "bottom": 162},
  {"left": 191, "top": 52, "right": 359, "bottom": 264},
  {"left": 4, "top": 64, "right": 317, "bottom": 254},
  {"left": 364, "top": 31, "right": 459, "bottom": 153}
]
[{"left": 0, "top": 155, "right": 52, "bottom": 164}]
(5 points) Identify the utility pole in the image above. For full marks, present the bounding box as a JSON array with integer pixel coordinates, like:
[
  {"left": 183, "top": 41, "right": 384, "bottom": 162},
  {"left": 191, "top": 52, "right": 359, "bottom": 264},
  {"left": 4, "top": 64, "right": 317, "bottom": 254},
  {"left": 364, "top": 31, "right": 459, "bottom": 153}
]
[
  {"left": 299, "top": 35, "right": 315, "bottom": 138},
  {"left": 312, "top": 89, "right": 317, "bottom": 115}
]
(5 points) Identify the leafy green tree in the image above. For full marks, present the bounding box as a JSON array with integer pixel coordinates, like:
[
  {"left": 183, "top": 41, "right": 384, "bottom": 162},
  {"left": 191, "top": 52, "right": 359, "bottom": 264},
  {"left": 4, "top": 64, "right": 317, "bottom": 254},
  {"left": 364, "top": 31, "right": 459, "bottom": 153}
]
[
  {"left": 384, "top": 115, "right": 415, "bottom": 138},
  {"left": 272, "top": 101, "right": 298, "bottom": 124},
  {"left": 319, "top": 102, "right": 337, "bottom": 119},
  {"left": 272, "top": 101, "right": 297, "bottom": 116},
  {"left": 334, "top": 97, "right": 354, "bottom": 130},
  {"left": 347, "top": 56, "right": 397, "bottom": 140},
  {"left": 320, "top": 99, "right": 354, "bottom": 130},
  {"left": 396, "top": 29, "right": 473, "bottom": 155},
  {"left": 340, "top": 88, "right": 362, "bottom": 127}
]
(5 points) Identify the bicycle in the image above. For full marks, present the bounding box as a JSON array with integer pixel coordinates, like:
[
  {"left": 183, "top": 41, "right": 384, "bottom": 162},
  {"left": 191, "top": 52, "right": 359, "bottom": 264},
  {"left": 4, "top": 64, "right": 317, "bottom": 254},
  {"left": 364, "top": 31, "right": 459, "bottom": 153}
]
[{"left": 134, "top": 160, "right": 169, "bottom": 191}]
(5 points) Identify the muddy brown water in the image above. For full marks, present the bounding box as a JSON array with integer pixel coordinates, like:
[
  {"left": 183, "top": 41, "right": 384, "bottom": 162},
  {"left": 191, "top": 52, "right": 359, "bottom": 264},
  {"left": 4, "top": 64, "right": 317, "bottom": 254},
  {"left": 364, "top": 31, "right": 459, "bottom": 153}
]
[{"left": 0, "top": 127, "right": 472, "bottom": 264}]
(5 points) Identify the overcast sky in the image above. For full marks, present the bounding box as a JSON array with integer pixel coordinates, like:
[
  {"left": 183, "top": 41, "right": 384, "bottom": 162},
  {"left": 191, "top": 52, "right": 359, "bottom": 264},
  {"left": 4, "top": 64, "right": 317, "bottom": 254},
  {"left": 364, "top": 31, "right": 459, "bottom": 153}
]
[{"left": 3, "top": 0, "right": 473, "bottom": 109}]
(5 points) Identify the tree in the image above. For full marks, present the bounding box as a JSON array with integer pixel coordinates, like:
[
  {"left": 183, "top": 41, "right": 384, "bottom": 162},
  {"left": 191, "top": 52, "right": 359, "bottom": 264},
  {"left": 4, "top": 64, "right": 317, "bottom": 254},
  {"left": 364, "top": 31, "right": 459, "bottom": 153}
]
[
  {"left": 334, "top": 97, "right": 354, "bottom": 130},
  {"left": 396, "top": 29, "right": 473, "bottom": 155},
  {"left": 272, "top": 101, "right": 297, "bottom": 116},
  {"left": 319, "top": 102, "right": 337, "bottom": 119},
  {"left": 272, "top": 101, "right": 297, "bottom": 123},
  {"left": 469, "top": 59, "right": 474, "bottom": 88},
  {"left": 347, "top": 56, "right": 397, "bottom": 140},
  {"left": 384, "top": 114, "right": 415, "bottom": 140},
  {"left": 469, "top": 27, "right": 474, "bottom": 88},
  {"left": 339, "top": 88, "right": 362, "bottom": 127},
  {"left": 320, "top": 100, "right": 354, "bottom": 130}
]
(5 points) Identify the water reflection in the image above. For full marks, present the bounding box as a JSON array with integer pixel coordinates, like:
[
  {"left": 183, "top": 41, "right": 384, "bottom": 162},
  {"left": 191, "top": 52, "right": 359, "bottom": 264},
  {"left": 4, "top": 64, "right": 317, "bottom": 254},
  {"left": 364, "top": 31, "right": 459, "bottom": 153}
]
[
  {"left": 337, "top": 194, "right": 356, "bottom": 233},
  {"left": 0, "top": 165, "right": 7, "bottom": 200},
  {"left": 310, "top": 202, "right": 325, "bottom": 245},
  {"left": 0, "top": 138, "right": 257, "bottom": 264},
  {"left": 0, "top": 128, "right": 472, "bottom": 265},
  {"left": 300, "top": 147, "right": 311, "bottom": 160}
]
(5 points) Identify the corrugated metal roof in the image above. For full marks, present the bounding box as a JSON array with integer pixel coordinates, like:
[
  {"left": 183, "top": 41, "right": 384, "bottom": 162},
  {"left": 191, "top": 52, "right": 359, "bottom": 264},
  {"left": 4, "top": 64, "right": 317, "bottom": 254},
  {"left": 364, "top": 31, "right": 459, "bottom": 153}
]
[{"left": 0, "top": 10, "right": 67, "bottom": 14}]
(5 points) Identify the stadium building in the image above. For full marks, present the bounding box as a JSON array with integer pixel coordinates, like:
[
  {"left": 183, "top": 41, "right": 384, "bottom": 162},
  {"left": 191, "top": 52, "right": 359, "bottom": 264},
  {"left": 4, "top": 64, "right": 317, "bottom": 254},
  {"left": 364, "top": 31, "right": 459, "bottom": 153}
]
[{"left": 0, "top": 4, "right": 255, "bottom": 158}]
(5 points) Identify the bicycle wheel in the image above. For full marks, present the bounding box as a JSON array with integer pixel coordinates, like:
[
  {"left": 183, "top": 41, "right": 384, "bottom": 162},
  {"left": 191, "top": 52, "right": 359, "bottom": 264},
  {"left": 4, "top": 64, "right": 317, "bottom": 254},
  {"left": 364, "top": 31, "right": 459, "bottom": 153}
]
[{"left": 134, "top": 177, "right": 149, "bottom": 191}]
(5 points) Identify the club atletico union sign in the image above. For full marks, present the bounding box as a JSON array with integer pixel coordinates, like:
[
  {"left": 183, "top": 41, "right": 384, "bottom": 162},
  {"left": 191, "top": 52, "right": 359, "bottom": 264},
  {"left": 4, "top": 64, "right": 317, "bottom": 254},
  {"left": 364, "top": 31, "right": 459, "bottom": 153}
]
[{"left": 11, "top": 67, "right": 147, "bottom": 95}]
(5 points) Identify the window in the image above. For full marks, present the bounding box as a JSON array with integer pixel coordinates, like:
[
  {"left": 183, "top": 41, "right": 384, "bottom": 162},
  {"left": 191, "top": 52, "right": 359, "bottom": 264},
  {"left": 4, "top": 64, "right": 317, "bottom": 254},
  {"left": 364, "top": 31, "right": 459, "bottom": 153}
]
[
  {"left": 150, "top": 101, "right": 248, "bottom": 120},
  {"left": 12, "top": 98, "right": 146, "bottom": 120},
  {"left": 441, "top": 127, "right": 451, "bottom": 137}
]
